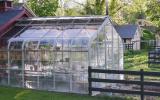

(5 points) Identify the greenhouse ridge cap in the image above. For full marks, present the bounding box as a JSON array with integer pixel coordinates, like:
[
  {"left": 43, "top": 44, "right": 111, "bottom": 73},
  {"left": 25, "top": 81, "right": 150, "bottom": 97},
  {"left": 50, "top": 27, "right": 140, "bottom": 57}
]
[{"left": 18, "top": 16, "right": 108, "bottom": 21}]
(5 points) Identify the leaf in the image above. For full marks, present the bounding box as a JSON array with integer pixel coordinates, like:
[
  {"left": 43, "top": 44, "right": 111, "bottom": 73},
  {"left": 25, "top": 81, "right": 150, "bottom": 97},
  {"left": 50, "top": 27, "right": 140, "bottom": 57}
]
[{"left": 27, "top": 0, "right": 58, "bottom": 16}]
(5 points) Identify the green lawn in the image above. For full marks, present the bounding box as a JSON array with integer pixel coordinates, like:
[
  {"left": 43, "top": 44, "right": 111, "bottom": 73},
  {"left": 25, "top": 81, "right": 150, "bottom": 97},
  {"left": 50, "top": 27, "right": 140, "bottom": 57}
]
[
  {"left": 124, "top": 50, "right": 148, "bottom": 71},
  {"left": 124, "top": 50, "right": 160, "bottom": 72},
  {"left": 124, "top": 50, "right": 160, "bottom": 80},
  {"left": 0, "top": 86, "right": 132, "bottom": 100}
]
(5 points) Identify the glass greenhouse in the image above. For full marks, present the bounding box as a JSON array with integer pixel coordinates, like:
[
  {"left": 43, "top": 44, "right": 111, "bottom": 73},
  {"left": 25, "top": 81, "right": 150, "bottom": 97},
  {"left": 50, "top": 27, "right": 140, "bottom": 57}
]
[{"left": 0, "top": 16, "right": 123, "bottom": 93}]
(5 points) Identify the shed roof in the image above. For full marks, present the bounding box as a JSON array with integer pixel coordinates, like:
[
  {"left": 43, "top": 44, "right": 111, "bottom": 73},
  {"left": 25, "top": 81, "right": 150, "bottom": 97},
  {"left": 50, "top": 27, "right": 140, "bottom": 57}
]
[
  {"left": 115, "top": 24, "right": 138, "bottom": 39},
  {"left": 0, "top": 3, "right": 35, "bottom": 26},
  {"left": 0, "top": 9, "right": 23, "bottom": 25}
]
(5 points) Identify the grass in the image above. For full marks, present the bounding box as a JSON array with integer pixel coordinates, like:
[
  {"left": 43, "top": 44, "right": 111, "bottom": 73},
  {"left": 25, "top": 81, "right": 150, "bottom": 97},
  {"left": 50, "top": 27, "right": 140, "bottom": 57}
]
[
  {"left": 0, "top": 86, "right": 133, "bottom": 100},
  {"left": 124, "top": 50, "right": 160, "bottom": 72},
  {"left": 124, "top": 49, "right": 160, "bottom": 80},
  {"left": 124, "top": 50, "right": 148, "bottom": 71}
]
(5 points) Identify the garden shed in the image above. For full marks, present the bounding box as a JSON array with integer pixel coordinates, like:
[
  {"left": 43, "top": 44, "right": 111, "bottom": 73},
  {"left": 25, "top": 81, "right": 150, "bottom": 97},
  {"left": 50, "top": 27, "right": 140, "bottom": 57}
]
[{"left": 0, "top": 16, "right": 123, "bottom": 94}]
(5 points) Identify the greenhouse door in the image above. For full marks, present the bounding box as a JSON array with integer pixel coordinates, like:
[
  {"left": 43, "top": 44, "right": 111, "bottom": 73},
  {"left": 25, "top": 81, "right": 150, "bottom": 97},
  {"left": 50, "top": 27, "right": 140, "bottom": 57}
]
[{"left": 50, "top": 49, "right": 88, "bottom": 93}]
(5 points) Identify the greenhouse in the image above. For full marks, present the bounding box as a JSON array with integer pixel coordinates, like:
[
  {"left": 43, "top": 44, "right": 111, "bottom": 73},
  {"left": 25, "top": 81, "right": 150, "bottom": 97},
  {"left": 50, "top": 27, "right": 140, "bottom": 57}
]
[{"left": 0, "top": 16, "right": 123, "bottom": 93}]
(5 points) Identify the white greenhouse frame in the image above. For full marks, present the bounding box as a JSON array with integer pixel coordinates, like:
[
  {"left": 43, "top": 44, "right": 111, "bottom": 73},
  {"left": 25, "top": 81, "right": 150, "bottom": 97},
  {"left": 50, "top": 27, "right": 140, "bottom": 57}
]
[{"left": 0, "top": 16, "right": 123, "bottom": 94}]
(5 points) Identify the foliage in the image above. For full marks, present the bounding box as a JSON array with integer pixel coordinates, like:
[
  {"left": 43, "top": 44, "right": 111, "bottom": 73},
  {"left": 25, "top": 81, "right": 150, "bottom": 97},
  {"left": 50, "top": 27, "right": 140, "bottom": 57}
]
[
  {"left": 122, "top": 0, "right": 147, "bottom": 24},
  {"left": 108, "top": 0, "right": 125, "bottom": 24},
  {"left": 82, "top": 0, "right": 106, "bottom": 15},
  {"left": 80, "top": 0, "right": 125, "bottom": 23},
  {"left": 124, "top": 50, "right": 160, "bottom": 81},
  {"left": 55, "top": 0, "right": 85, "bottom": 16},
  {"left": 0, "top": 86, "right": 133, "bottom": 100},
  {"left": 13, "top": 0, "right": 19, "bottom": 4},
  {"left": 64, "top": 8, "right": 81, "bottom": 16},
  {"left": 146, "top": 0, "right": 160, "bottom": 31},
  {"left": 141, "top": 29, "right": 155, "bottom": 40},
  {"left": 81, "top": 0, "right": 124, "bottom": 16},
  {"left": 82, "top": 0, "right": 96, "bottom": 15},
  {"left": 109, "top": 0, "right": 123, "bottom": 17},
  {"left": 124, "top": 50, "right": 148, "bottom": 71},
  {"left": 27, "top": 0, "right": 58, "bottom": 16},
  {"left": 94, "top": 0, "right": 106, "bottom": 15},
  {"left": 124, "top": 50, "right": 160, "bottom": 72}
]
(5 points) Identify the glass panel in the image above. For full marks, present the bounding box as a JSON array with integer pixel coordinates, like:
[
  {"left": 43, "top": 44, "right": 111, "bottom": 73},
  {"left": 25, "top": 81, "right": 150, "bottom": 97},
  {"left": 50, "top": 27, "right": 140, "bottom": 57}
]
[
  {"left": 0, "top": 69, "right": 8, "bottom": 85},
  {"left": 72, "top": 72, "right": 88, "bottom": 93},
  {"left": 55, "top": 73, "right": 70, "bottom": 92},
  {"left": 5, "top": 17, "right": 124, "bottom": 94},
  {"left": 0, "top": 50, "right": 8, "bottom": 69},
  {"left": 39, "top": 74, "right": 54, "bottom": 90},
  {"left": 10, "top": 69, "right": 22, "bottom": 87}
]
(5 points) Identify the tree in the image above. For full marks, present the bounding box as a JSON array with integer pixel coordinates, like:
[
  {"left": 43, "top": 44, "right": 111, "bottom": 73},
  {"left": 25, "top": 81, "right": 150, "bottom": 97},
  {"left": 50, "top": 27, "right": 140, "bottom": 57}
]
[
  {"left": 82, "top": 0, "right": 125, "bottom": 24},
  {"left": 122, "top": 0, "right": 147, "bottom": 24},
  {"left": 82, "top": 0, "right": 106, "bottom": 15},
  {"left": 109, "top": 0, "right": 123, "bottom": 17},
  {"left": 146, "top": 0, "right": 160, "bottom": 28},
  {"left": 64, "top": 8, "right": 81, "bottom": 16},
  {"left": 146, "top": 0, "right": 160, "bottom": 39},
  {"left": 55, "top": 0, "right": 83, "bottom": 16},
  {"left": 13, "top": 0, "right": 19, "bottom": 4},
  {"left": 95, "top": 0, "right": 106, "bottom": 15},
  {"left": 108, "top": 0, "right": 125, "bottom": 24},
  {"left": 27, "top": 0, "right": 58, "bottom": 16}
]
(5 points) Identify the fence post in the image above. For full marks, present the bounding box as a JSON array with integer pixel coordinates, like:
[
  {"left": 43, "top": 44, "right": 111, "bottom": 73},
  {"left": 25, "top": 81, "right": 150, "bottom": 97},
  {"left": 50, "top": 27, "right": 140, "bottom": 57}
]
[
  {"left": 88, "top": 66, "right": 92, "bottom": 96},
  {"left": 140, "top": 69, "right": 144, "bottom": 100},
  {"left": 148, "top": 52, "right": 150, "bottom": 67}
]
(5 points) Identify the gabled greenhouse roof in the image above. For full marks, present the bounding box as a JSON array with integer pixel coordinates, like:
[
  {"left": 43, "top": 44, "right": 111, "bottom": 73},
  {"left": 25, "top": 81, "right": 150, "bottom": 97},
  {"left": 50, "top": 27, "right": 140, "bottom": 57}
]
[{"left": 8, "top": 16, "right": 111, "bottom": 46}]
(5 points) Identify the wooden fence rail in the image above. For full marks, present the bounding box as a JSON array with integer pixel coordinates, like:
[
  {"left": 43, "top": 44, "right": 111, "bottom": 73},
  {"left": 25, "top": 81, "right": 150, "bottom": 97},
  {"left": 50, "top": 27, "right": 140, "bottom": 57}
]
[
  {"left": 88, "top": 66, "right": 160, "bottom": 100},
  {"left": 148, "top": 51, "right": 160, "bottom": 67}
]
